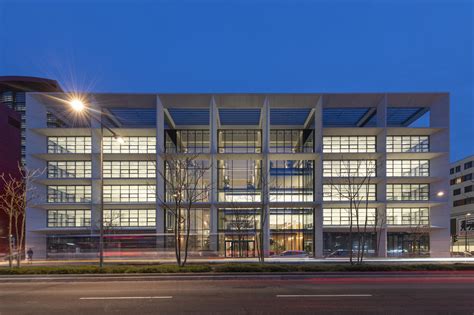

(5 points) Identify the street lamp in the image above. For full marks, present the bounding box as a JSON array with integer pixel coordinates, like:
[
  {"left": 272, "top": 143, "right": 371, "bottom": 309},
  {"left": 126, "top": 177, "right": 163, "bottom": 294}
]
[
  {"left": 465, "top": 213, "right": 471, "bottom": 255},
  {"left": 69, "top": 98, "right": 123, "bottom": 268}
]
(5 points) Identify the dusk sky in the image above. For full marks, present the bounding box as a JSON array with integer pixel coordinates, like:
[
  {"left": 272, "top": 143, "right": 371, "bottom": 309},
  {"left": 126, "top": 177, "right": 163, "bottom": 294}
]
[{"left": 0, "top": 0, "right": 472, "bottom": 161}]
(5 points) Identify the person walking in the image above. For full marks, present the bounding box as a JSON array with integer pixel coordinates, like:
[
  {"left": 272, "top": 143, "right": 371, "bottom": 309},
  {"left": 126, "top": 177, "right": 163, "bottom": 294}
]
[{"left": 27, "top": 248, "right": 33, "bottom": 264}]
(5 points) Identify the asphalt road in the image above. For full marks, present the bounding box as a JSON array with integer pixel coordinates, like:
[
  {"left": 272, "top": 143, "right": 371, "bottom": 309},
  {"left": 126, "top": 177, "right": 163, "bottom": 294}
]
[{"left": 1, "top": 273, "right": 474, "bottom": 314}]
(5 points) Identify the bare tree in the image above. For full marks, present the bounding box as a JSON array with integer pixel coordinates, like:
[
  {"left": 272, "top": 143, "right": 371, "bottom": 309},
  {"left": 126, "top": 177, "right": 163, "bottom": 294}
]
[
  {"left": 326, "top": 159, "right": 377, "bottom": 264},
  {"left": 157, "top": 154, "right": 211, "bottom": 267},
  {"left": 0, "top": 164, "right": 43, "bottom": 268}
]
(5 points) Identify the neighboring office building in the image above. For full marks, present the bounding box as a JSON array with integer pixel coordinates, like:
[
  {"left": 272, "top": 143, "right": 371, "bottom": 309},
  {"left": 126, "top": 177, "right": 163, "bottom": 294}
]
[
  {"left": 450, "top": 155, "right": 474, "bottom": 253},
  {"left": 0, "top": 76, "right": 62, "bottom": 163},
  {"left": 0, "top": 105, "right": 22, "bottom": 255},
  {"left": 24, "top": 92, "right": 451, "bottom": 259}
]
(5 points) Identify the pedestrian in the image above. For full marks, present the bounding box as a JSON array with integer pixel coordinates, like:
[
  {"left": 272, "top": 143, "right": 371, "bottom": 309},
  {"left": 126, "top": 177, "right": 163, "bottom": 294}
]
[{"left": 27, "top": 248, "right": 33, "bottom": 264}]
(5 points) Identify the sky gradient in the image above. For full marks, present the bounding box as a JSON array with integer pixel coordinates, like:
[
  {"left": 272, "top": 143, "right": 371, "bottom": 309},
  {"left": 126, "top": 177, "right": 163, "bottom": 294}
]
[{"left": 0, "top": 0, "right": 472, "bottom": 161}]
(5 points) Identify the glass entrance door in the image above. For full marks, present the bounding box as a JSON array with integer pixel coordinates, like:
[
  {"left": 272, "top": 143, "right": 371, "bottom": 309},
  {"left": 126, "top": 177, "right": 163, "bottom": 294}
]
[{"left": 225, "top": 240, "right": 255, "bottom": 258}]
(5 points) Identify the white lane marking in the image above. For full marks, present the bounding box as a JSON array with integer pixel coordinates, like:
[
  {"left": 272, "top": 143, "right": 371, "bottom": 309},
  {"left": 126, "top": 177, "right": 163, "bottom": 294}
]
[
  {"left": 80, "top": 296, "right": 173, "bottom": 300},
  {"left": 277, "top": 294, "right": 372, "bottom": 298}
]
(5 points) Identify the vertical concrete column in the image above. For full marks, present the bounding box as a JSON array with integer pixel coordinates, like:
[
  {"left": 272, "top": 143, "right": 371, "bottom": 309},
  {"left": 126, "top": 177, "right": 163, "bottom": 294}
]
[
  {"left": 262, "top": 97, "right": 271, "bottom": 257},
  {"left": 89, "top": 98, "right": 103, "bottom": 239},
  {"left": 429, "top": 94, "right": 450, "bottom": 257},
  {"left": 209, "top": 97, "right": 219, "bottom": 253},
  {"left": 25, "top": 94, "right": 49, "bottom": 259},
  {"left": 376, "top": 94, "right": 388, "bottom": 257},
  {"left": 156, "top": 96, "right": 165, "bottom": 249},
  {"left": 314, "top": 96, "right": 324, "bottom": 258}
]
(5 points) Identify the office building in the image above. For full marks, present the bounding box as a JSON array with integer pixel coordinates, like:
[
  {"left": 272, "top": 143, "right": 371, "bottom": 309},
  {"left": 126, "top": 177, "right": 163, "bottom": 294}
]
[
  {"left": 24, "top": 92, "right": 450, "bottom": 259},
  {"left": 450, "top": 155, "right": 474, "bottom": 253}
]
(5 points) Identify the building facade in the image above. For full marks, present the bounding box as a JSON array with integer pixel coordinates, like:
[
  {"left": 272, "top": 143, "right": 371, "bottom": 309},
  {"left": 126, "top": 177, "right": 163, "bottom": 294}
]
[
  {"left": 0, "top": 105, "right": 22, "bottom": 254},
  {"left": 25, "top": 93, "right": 451, "bottom": 259},
  {"left": 0, "top": 76, "right": 62, "bottom": 164},
  {"left": 450, "top": 155, "right": 474, "bottom": 253}
]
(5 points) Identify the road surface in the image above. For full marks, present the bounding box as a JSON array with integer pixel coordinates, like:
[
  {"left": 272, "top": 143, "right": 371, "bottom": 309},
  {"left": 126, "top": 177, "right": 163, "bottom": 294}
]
[{"left": 1, "top": 273, "right": 474, "bottom": 314}]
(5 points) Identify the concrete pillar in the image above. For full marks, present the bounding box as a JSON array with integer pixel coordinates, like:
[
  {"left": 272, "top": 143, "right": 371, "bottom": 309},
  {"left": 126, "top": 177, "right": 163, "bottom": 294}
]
[
  {"left": 25, "top": 94, "right": 49, "bottom": 259},
  {"left": 376, "top": 94, "right": 388, "bottom": 257},
  {"left": 314, "top": 96, "right": 324, "bottom": 257},
  {"left": 89, "top": 98, "right": 102, "bottom": 237},
  {"left": 209, "top": 97, "right": 219, "bottom": 253},
  {"left": 156, "top": 96, "right": 165, "bottom": 250},
  {"left": 262, "top": 97, "right": 271, "bottom": 256}
]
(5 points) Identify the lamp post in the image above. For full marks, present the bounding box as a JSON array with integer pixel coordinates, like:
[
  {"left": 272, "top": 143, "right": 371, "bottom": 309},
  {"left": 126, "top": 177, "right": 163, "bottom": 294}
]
[
  {"left": 69, "top": 98, "right": 123, "bottom": 268},
  {"left": 465, "top": 213, "right": 471, "bottom": 255}
]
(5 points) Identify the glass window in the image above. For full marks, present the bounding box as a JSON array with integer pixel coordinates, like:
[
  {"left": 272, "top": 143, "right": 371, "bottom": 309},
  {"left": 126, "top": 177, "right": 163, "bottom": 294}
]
[
  {"left": 218, "top": 160, "right": 262, "bottom": 202},
  {"left": 165, "top": 130, "right": 210, "bottom": 153},
  {"left": 218, "top": 208, "right": 260, "bottom": 231},
  {"left": 465, "top": 161, "right": 473, "bottom": 170},
  {"left": 323, "top": 136, "right": 376, "bottom": 153},
  {"left": 103, "top": 209, "right": 156, "bottom": 227},
  {"left": 47, "top": 161, "right": 91, "bottom": 178},
  {"left": 386, "top": 184, "right": 429, "bottom": 201},
  {"left": 165, "top": 208, "right": 210, "bottom": 250},
  {"left": 323, "top": 160, "right": 376, "bottom": 177},
  {"left": 47, "top": 137, "right": 91, "bottom": 154},
  {"left": 323, "top": 184, "right": 376, "bottom": 201},
  {"left": 165, "top": 160, "right": 211, "bottom": 202},
  {"left": 386, "top": 160, "right": 429, "bottom": 177},
  {"left": 103, "top": 161, "right": 156, "bottom": 178},
  {"left": 270, "top": 129, "right": 314, "bottom": 153},
  {"left": 386, "top": 208, "right": 429, "bottom": 226},
  {"left": 386, "top": 136, "right": 429, "bottom": 153},
  {"left": 47, "top": 186, "right": 91, "bottom": 203},
  {"left": 218, "top": 130, "right": 262, "bottom": 153},
  {"left": 47, "top": 210, "right": 91, "bottom": 227},
  {"left": 323, "top": 208, "right": 377, "bottom": 226},
  {"left": 270, "top": 160, "right": 314, "bottom": 202},
  {"left": 103, "top": 136, "right": 156, "bottom": 154},
  {"left": 103, "top": 185, "right": 156, "bottom": 203}
]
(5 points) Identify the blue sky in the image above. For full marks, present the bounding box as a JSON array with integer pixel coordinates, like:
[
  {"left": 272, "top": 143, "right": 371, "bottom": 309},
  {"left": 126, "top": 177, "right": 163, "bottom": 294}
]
[{"left": 0, "top": 0, "right": 472, "bottom": 161}]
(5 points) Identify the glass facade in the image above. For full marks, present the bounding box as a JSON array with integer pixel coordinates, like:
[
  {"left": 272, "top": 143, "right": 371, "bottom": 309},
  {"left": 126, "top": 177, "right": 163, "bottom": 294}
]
[
  {"left": 323, "top": 184, "right": 377, "bottom": 201},
  {"left": 323, "top": 208, "right": 377, "bottom": 226},
  {"left": 218, "top": 130, "right": 262, "bottom": 153},
  {"left": 323, "top": 160, "right": 376, "bottom": 177},
  {"left": 386, "top": 184, "right": 429, "bottom": 201},
  {"left": 323, "top": 232, "right": 377, "bottom": 257},
  {"left": 386, "top": 160, "right": 430, "bottom": 177},
  {"left": 386, "top": 136, "right": 429, "bottom": 153},
  {"left": 47, "top": 210, "right": 91, "bottom": 227},
  {"left": 103, "top": 136, "right": 156, "bottom": 154},
  {"left": 270, "top": 160, "right": 314, "bottom": 202},
  {"left": 165, "top": 208, "right": 211, "bottom": 250},
  {"left": 270, "top": 208, "right": 313, "bottom": 254},
  {"left": 103, "top": 185, "right": 156, "bottom": 203},
  {"left": 47, "top": 186, "right": 92, "bottom": 203},
  {"left": 387, "top": 233, "right": 430, "bottom": 257},
  {"left": 386, "top": 208, "right": 429, "bottom": 226},
  {"left": 103, "top": 209, "right": 156, "bottom": 227},
  {"left": 103, "top": 161, "right": 156, "bottom": 178},
  {"left": 47, "top": 161, "right": 91, "bottom": 178},
  {"left": 47, "top": 137, "right": 91, "bottom": 154},
  {"left": 165, "top": 129, "right": 210, "bottom": 153},
  {"left": 270, "top": 129, "right": 314, "bottom": 153},
  {"left": 218, "top": 208, "right": 260, "bottom": 258},
  {"left": 165, "top": 160, "right": 211, "bottom": 202},
  {"left": 218, "top": 160, "right": 261, "bottom": 202},
  {"left": 323, "top": 136, "right": 376, "bottom": 153}
]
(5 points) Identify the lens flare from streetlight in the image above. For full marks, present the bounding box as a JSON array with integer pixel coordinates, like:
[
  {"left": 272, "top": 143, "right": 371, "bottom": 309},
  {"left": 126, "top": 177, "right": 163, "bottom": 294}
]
[{"left": 70, "top": 99, "right": 85, "bottom": 112}]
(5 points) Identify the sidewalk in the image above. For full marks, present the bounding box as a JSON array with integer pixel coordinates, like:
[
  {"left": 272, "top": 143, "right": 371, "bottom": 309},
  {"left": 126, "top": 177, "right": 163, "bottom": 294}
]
[{"left": 3, "top": 256, "right": 474, "bottom": 266}]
